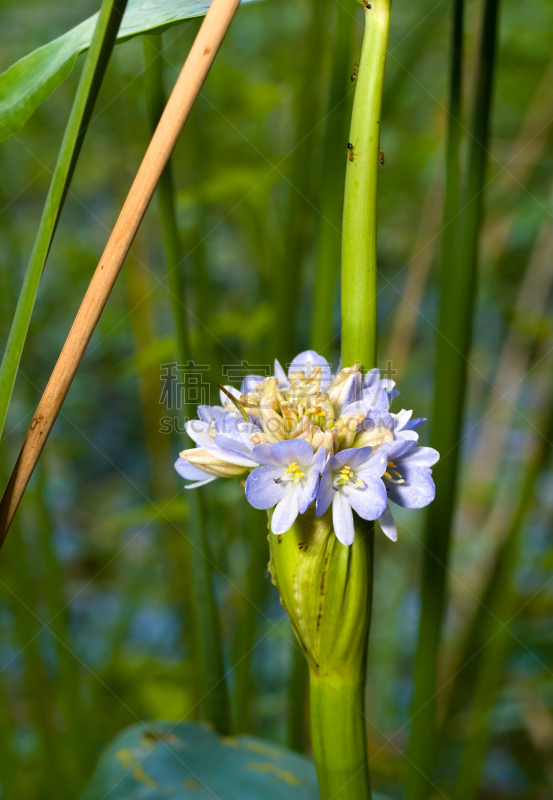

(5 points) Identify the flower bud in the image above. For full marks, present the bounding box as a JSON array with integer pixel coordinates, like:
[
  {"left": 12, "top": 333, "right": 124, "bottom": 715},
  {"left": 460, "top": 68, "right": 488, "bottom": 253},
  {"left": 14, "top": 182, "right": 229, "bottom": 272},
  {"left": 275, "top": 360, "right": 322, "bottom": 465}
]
[
  {"left": 321, "top": 429, "right": 338, "bottom": 454},
  {"left": 279, "top": 401, "right": 299, "bottom": 433},
  {"left": 249, "top": 432, "right": 270, "bottom": 445},
  {"left": 311, "top": 428, "right": 326, "bottom": 451},
  {"left": 258, "top": 376, "right": 282, "bottom": 405},
  {"left": 353, "top": 424, "right": 393, "bottom": 450},
  {"left": 179, "top": 448, "right": 248, "bottom": 478},
  {"left": 260, "top": 398, "right": 286, "bottom": 441},
  {"left": 289, "top": 415, "right": 317, "bottom": 443},
  {"left": 335, "top": 413, "right": 365, "bottom": 449},
  {"left": 327, "top": 364, "right": 361, "bottom": 416},
  {"left": 268, "top": 508, "right": 373, "bottom": 680}
]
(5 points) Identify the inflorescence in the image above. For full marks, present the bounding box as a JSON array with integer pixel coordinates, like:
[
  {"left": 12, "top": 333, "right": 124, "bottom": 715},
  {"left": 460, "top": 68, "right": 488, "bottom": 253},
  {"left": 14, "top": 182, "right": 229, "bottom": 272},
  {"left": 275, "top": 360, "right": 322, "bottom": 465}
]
[{"left": 175, "top": 350, "right": 439, "bottom": 544}]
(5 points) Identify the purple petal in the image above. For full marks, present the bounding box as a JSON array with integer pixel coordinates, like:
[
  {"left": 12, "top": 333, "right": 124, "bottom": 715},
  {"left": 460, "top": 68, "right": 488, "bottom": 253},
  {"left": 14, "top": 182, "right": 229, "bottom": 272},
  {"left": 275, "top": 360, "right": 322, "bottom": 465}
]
[
  {"left": 214, "top": 419, "right": 259, "bottom": 465},
  {"left": 296, "top": 467, "right": 320, "bottom": 514},
  {"left": 362, "top": 368, "right": 382, "bottom": 390},
  {"left": 343, "top": 475, "right": 387, "bottom": 521},
  {"left": 316, "top": 467, "right": 334, "bottom": 517},
  {"left": 185, "top": 476, "right": 217, "bottom": 489},
  {"left": 378, "top": 505, "right": 398, "bottom": 542},
  {"left": 403, "top": 417, "right": 426, "bottom": 431},
  {"left": 401, "top": 446, "right": 439, "bottom": 468},
  {"left": 289, "top": 350, "right": 332, "bottom": 387},
  {"left": 274, "top": 358, "right": 290, "bottom": 388},
  {"left": 311, "top": 445, "right": 328, "bottom": 474},
  {"left": 174, "top": 458, "right": 217, "bottom": 488},
  {"left": 174, "top": 458, "right": 210, "bottom": 482},
  {"left": 382, "top": 439, "right": 417, "bottom": 462},
  {"left": 392, "top": 409, "right": 413, "bottom": 431},
  {"left": 332, "top": 492, "right": 355, "bottom": 545},
  {"left": 197, "top": 405, "right": 227, "bottom": 424},
  {"left": 387, "top": 466, "right": 435, "bottom": 509},
  {"left": 250, "top": 443, "right": 281, "bottom": 467},
  {"left": 332, "top": 447, "right": 371, "bottom": 469},
  {"left": 271, "top": 487, "right": 299, "bottom": 534},
  {"left": 245, "top": 466, "right": 287, "bottom": 509},
  {"left": 270, "top": 439, "right": 314, "bottom": 468},
  {"left": 355, "top": 448, "right": 388, "bottom": 478},
  {"left": 185, "top": 420, "right": 213, "bottom": 447},
  {"left": 240, "top": 374, "right": 266, "bottom": 395}
]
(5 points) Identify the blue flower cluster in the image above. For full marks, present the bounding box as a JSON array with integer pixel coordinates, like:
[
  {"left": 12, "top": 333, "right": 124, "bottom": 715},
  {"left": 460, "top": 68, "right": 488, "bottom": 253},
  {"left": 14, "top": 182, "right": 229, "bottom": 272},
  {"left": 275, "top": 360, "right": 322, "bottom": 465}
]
[{"left": 175, "top": 350, "right": 438, "bottom": 545}]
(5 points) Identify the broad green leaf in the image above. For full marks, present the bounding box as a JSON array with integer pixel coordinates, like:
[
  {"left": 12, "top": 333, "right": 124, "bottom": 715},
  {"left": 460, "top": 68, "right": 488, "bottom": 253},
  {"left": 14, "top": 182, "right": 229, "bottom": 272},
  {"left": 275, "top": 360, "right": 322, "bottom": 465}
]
[
  {"left": 80, "top": 720, "right": 393, "bottom": 799},
  {"left": 79, "top": 721, "right": 321, "bottom": 799},
  {"left": 0, "top": 0, "right": 260, "bottom": 144}
]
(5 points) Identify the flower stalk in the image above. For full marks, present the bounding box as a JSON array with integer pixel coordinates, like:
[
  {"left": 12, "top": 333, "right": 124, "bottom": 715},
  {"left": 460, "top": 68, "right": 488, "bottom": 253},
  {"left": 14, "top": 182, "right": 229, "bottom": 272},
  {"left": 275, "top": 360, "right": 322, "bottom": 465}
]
[
  {"left": 269, "top": 509, "right": 373, "bottom": 800},
  {"left": 341, "top": 0, "right": 391, "bottom": 370}
]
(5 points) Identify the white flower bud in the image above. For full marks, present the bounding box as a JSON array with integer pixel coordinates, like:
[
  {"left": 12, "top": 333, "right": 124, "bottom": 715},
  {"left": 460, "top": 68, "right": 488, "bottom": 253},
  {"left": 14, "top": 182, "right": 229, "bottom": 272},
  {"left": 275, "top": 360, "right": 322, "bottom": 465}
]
[{"left": 179, "top": 448, "right": 248, "bottom": 478}]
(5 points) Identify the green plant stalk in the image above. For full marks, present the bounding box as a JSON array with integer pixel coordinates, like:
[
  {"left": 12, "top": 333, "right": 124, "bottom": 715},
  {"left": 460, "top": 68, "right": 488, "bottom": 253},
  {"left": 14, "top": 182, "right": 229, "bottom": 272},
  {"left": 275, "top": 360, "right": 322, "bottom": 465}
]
[
  {"left": 269, "top": 510, "right": 374, "bottom": 800},
  {"left": 407, "top": 1, "right": 500, "bottom": 796},
  {"left": 310, "top": 1, "right": 356, "bottom": 356},
  {"left": 449, "top": 397, "right": 553, "bottom": 799},
  {"left": 142, "top": 33, "right": 232, "bottom": 734},
  {"left": 310, "top": 673, "right": 370, "bottom": 799},
  {"left": 0, "top": 0, "right": 128, "bottom": 439},
  {"left": 341, "top": 0, "right": 391, "bottom": 371}
]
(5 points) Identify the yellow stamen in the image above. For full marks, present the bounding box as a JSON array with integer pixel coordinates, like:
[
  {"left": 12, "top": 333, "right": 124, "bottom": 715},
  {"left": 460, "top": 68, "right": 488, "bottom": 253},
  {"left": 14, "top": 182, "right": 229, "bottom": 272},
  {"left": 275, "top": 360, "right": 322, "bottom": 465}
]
[{"left": 385, "top": 461, "right": 404, "bottom": 484}]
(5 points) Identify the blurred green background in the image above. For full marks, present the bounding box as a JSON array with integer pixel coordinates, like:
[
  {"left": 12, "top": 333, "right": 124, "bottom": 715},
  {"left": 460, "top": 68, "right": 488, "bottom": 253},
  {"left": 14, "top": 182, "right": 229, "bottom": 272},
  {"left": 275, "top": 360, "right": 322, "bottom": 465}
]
[{"left": 0, "top": 0, "right": 553, "bottom": 797}]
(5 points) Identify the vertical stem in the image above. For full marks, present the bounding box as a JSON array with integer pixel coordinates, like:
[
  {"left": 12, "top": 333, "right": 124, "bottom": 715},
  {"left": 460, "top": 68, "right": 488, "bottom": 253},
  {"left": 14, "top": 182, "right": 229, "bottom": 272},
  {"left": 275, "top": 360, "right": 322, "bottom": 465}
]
[
  {"left": 0, "top": 0, "right": 128, "bottom": 438},
  {"left": 451, "top": 397, "right": 553, "bottom": 799},
  {"left": 407, "top": 1, "right": 500, "bottom": 796},
  {"left": 308, "top": 525, "right": 375, "bottom": 800},
  {"left": 323, "top": 3, "right": 390, "bottom": 797},
  {"left": 309, "top": 671, "right": 371, "bottom": 800},
  {"left": 270, "top": 511, "right": 374, "bottom": 800},
  {"left": 341, "top": 0, "right": 391, "bottom": 371},
  {"left": 142, "top": 33, "right": 232, "bottom": 734}
]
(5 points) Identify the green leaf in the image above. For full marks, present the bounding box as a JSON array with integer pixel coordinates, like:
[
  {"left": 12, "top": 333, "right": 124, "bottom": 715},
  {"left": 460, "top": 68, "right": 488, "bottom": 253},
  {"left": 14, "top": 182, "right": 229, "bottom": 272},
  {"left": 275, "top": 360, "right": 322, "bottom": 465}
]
[
  {"left": 79, "top": 721, "right": 321, "bottom": 799},
  {"left": 0, "top": 0, "right": 260, "bottom": 144},
  {"left": 0, "top": 0, "right": 129, "bottom": 439}
]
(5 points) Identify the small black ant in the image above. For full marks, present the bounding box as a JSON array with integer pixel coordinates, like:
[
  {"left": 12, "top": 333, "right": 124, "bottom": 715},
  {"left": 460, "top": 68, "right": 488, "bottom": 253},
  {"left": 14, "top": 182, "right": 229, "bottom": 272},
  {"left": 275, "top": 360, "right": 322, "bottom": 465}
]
[
  {"left": 347, "top": 141, "right": 358, "bottom": 165},
  {"left": 351, "top": 61, "right": 359, "bottom": 82}
]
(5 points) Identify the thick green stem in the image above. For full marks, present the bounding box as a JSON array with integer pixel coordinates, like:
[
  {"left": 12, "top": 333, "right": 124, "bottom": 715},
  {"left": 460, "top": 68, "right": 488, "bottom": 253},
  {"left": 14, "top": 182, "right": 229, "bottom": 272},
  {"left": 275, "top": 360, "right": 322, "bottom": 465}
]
[
  {"left": 407, "top": 0, "right": 500, "bottom": 796},
  {"left": 269, "top": 510, "right": 374, "bottom": 800},
  {"left": 341, "top": 0, "right": 391, "bottom": 370},
  {"left": 0, "top": 0, "right": 128, "bottom": 439},
  {"left": 310, "top": 671, "right": 371, "bottom": 800}
]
